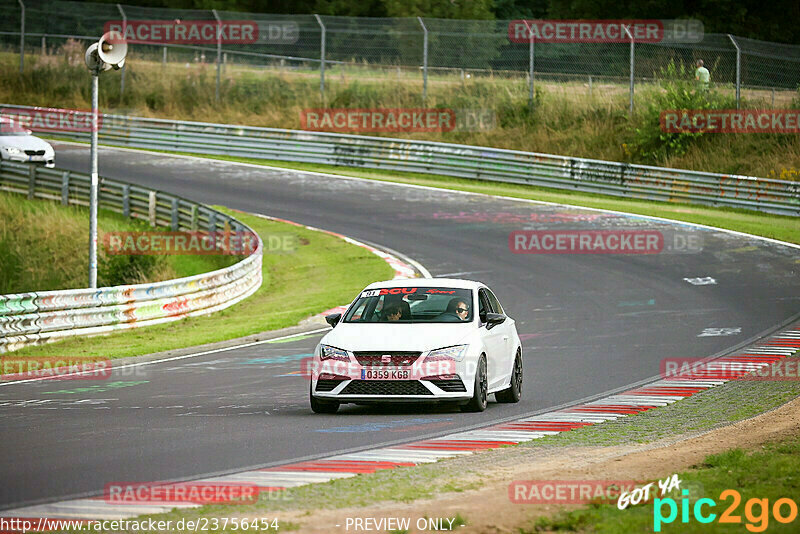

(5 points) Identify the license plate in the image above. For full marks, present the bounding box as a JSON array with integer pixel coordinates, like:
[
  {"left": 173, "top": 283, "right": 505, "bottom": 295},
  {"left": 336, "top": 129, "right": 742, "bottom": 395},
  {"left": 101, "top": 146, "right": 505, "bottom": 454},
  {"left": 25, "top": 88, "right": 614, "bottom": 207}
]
[{"left": 361, "top": 368, "right": 411, "bottom": 380}]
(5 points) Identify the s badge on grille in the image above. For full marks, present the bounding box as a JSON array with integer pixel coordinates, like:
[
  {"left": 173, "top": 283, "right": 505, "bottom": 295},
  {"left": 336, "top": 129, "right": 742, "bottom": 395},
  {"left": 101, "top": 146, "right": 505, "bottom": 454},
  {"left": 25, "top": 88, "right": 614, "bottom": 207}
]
[{"left": 381, "top": 354, "right": 391, "bottom": 363}]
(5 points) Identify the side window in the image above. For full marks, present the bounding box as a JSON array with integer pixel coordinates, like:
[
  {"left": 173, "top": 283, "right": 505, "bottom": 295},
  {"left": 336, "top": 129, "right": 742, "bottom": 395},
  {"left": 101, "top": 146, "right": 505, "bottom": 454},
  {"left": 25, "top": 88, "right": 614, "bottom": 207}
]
[
  {"left": 478, "top": 289, "right": 490, "bottom": 322},
  {"left": 486, "top": 289, "right": 504, "bottom": 314}
]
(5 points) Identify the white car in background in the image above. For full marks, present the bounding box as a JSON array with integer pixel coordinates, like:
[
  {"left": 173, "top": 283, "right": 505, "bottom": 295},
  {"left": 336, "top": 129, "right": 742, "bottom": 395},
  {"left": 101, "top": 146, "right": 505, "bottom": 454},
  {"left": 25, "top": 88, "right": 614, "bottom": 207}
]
[
  {"left": 310, "top": 278, "right": 523, "bottom": 414},
  {"left": 0, "top": 117, "right": 55, "bottom": 168}
]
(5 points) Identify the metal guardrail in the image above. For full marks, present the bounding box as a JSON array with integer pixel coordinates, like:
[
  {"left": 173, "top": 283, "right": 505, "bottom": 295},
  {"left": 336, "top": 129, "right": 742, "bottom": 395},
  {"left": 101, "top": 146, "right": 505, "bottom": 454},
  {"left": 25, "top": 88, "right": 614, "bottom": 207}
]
[
  {"left": 0, "top": 158, "right": 263, "bottom": 353},
  {"left": 2, "top": 105, "right": 796, "bottom": 216}
]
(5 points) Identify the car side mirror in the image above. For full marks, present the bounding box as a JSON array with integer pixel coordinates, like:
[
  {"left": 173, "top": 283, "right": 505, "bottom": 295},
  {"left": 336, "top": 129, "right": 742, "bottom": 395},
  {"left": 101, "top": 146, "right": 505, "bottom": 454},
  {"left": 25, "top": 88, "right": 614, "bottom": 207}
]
[
  {"left": 485, "top": 312, "right": 506, "bottom": 329},
  {"left": 325, "top": 313, "right": 342, "bottom": 328}
]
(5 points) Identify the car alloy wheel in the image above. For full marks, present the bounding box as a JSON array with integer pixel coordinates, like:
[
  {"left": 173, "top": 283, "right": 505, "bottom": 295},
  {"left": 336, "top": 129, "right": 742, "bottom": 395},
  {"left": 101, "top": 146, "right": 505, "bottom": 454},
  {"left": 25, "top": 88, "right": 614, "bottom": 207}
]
[
  {"left": 462, "top": 355, "right": 488, "bottom": 412},
  {"left": 496, "top": 350, "right": 522, "bottom": 403}
]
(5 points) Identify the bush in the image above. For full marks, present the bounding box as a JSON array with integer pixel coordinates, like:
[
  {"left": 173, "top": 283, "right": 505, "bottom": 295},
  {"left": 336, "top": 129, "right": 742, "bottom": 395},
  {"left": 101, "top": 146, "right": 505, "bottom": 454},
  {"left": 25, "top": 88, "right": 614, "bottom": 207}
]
[{"left": 629, "top": 60, "right": 737, "bottom": 162}]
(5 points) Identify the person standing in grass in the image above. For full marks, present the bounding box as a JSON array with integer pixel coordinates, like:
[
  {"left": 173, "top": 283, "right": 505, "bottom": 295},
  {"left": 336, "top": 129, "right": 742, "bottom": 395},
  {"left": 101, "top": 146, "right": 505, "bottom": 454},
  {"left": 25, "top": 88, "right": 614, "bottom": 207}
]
[{"left": 695, "top": 59, "right": 710, "bottom": 90}]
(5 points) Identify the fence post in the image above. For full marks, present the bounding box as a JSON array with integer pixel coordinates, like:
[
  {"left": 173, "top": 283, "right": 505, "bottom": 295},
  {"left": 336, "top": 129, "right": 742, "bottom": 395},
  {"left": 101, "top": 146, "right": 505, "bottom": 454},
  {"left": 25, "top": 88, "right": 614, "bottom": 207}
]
[
  {"left": 728, "top": 34, "right": 741, "bottom": 109},
  {"left": 522, "top": 20, "right": 535, "bottom": 107},
  {"left": 122, "top": 184, "right": 130, "bottom": 217},
  {"left": 61, "top": 171, "right": 70, "bottom": 206},
  {"left": 190, "top": 204, "right": 198, "bottom": 231},
  {"left": 171, "top": 198, "right": 179, "bottom": 231},
  {"left": 41, "top": 35, "right": 45, "bottom": 55},
  {"left": 18, "top": 0, "right": 25, "bottom": 73},
  {"left": 27, "top": 165, "right": 35, "bottom": 199},
  {"left": 162, "top": 46, "right": 167, "bottom": 67},
  {"left": 213, "top": 9, "right": 222, "bottom": 102},
  {"left": 417, "top": 17, "right": 428, "bottom": 105},
  {"left": 589, "top": 75, "right": 593, "bottom": 97},
  {"left": 117, "top": 4, "right": 127, "bottom": 97},
  {"left": 314, "top": 14, "right": 326, "bottom": 104},
  {"left": 148, "top": 191, "right": 157, "bottom": 227},
  {"left": 208, "top": 210, "right": 217, "bottom": 233},
  {"left": 623, "top": 25, "right": 634, "bottom": 115}
]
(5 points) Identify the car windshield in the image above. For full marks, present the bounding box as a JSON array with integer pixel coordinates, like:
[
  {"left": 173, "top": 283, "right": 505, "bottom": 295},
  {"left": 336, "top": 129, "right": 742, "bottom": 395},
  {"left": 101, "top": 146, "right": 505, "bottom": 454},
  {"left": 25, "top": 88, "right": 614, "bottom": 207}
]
[
  {"left": 343, "top": 287, "right": 474, "bottom": 324},
  {"left": 0, "top": 120, "right": 29, "bottom": 136}
]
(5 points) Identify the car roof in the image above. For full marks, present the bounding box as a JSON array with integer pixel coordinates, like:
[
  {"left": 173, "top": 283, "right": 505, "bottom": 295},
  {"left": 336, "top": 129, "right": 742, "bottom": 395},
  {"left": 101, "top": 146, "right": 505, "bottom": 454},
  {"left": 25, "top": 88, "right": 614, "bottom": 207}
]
[{"left": 364, "top": 278, "right": 483, "bottom": 290}]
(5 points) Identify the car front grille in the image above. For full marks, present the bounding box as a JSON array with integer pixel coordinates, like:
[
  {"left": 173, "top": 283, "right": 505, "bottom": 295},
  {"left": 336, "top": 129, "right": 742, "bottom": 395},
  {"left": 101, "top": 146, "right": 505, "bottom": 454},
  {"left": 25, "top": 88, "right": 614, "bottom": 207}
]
[
  {"left": 340, "top": 380, "right": 432, "bottom": 396},
  {"left": 24, "top": 150, "right": 45, "bottom": 156},
  {"left": 353, "top": 352, "right": 421, "bottom": 367},
  {"left": 315, "top": 378, "right": 346, "bottom": 392},
  {"left": 427, "top": 378, "right": 467, "bottom": 392}
]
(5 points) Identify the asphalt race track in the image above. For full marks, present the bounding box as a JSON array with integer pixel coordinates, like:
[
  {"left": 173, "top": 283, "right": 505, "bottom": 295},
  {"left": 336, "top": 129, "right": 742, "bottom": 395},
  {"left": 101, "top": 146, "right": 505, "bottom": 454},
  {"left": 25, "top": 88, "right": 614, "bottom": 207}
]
[{"left": 2, "top": 143, "right": 798, "bottom": 509}]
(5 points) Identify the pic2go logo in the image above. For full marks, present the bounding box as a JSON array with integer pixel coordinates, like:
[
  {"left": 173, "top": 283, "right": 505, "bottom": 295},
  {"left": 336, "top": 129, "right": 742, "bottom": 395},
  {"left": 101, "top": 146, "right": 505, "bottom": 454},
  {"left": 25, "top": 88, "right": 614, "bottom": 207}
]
[{"left": 653, "top": 489, "right": 798, "bottom": 532}]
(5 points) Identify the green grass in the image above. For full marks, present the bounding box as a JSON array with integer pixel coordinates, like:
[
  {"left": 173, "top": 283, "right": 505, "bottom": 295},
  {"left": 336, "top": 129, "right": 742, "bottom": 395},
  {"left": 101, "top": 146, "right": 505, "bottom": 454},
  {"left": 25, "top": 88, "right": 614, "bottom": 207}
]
[
  {"left": 0, "top": 191, "right": 237, "bottom": 294},
  {"left": 4, "top": 207, "right": 393, "bottom": 360},
  {"left": 526, "top": 434, "right": 800, "bottom": 533}
]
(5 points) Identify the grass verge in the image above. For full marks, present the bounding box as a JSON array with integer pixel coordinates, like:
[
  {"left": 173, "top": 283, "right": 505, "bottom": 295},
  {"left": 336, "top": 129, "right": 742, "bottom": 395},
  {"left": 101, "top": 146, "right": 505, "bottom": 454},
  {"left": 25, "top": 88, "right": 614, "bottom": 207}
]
[
  {"left": 3, "top": 207, "right": 393, "bottom": 360},
  {"left": 0, "top": 191, "right": 237, "bottom": 294},
  {"left": 528, "top": 435, "right": 800, "bottom": 533}
]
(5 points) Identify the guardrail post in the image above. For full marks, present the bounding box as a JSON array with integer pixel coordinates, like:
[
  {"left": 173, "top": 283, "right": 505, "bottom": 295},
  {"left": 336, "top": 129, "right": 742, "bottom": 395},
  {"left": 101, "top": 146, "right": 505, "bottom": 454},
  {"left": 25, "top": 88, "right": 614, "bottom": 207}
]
[
  {"left": 18, "top": 0, "right": 25, "bottom": 73},
  {"left": 117, "top": 4, "right": 127, "bottom": 97},
  {"left": 162, "top": 46, "right": 167, "bottom": 67},
  {"left": 27, "top": 165, "right": 35, "bottom": 199},
  {"left": 190, "top": 204, "right": 198, "bottom": 230},
  {"left": 148, "top": 191, "right": 157, "bottom": 227},
  {"left": 728, "top": 34, "right": 741, "bottom": 109},
  {"left": 623, "top": 25, "right": 634, "bottom": 115},
  {"left": 122, "top": 184, "right": 130, "bottom": 217},
  {"left": 61, "top": 171, "right": 70, "bottom": 206},
  {"left": 213, "top": 9, "right": 222, "bottom": 103},
  {"left": 208, "top": 211, "right": 217, "bottom": 233},
  {"left": 314, "top": 14, "right": 326, "bottom": 104},
  {"left": 418, "top": 17, "right": 428, "bottom": 105},
  {"left": 171, "top": 198, "right": 179, "bottom": 231}
]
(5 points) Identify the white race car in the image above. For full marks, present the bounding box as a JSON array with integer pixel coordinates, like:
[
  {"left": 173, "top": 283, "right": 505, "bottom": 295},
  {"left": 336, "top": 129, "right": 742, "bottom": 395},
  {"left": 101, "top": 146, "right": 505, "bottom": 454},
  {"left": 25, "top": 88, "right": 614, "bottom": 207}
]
[
  {"left": 0, "top": 117, "right": 55, "bottom": 168},
  {"left": 310, "top": 278, "right": 523, "bottom": 413}
]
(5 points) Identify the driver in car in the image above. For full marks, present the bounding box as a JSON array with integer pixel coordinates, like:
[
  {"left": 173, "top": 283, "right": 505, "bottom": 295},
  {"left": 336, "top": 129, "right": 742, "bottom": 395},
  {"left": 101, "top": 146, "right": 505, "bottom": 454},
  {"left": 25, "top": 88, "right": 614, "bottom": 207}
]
[{"left": 434, "top": 298, "right": 470, "bottom": 322}]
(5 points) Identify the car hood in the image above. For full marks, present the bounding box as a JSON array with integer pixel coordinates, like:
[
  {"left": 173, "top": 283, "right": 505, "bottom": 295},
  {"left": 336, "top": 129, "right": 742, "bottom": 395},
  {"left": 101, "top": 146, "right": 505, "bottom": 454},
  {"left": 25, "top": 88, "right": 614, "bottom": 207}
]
[
  {"left": 322, "top": 322, "right": 475, "bottom": 353},
  {"left": 0, "top": 135, "right": 53, "bottom": 152}
]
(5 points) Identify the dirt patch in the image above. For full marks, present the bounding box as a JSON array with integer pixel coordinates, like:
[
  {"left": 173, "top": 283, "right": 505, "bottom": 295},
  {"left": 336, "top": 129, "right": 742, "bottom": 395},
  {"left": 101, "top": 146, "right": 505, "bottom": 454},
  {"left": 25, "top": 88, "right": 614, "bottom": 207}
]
[{"left": 275, "top": 395, "right": 800, "bottom": 533}]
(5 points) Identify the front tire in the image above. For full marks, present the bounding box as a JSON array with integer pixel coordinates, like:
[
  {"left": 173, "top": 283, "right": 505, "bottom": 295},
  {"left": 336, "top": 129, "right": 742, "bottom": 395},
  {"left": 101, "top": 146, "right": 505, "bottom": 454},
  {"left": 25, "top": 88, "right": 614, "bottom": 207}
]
[
  {"left": 496, "top": 350, "right": 522, "bottom": 403},
  {"left": 461, "top": 355, "right": 488, "bottom": 412},
  {"left": 310, "top": 383, "right": 339, "bottom": 414}
]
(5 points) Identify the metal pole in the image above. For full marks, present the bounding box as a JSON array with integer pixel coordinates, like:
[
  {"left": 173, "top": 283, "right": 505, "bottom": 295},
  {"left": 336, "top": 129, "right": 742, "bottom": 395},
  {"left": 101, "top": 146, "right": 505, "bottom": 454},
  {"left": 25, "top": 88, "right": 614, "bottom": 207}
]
[
  {"left": 117, "top": 4, "right": 126, "bottom": 97},
  {"left": 162, "top": 46, "right": 166, "bottom": 67},
  {"left": 18, "top": 0, "right": 25, "bottom": 73},
  {"left": 89, "top": 73, "right": 99, "bottom": 288},
  {"left": 523, "top": 20, "right": 534, "bottom": 106},
  {"left": 418, "top": 17, "right": 428, "bottom": 105},
  {"left": 728, "top": 34, "right": 741, "bottom": 109},
  {"left": 314, "top": 14, "right": 326, "bottom": 103},
  {"left": 624, "top": 25, "right": 634, "bottom": 115},
  {"left": 41, "top": 35, "right": 45, "bottom": 55},
  {"left": 213, "top": 9, "right": 222, "bottom": 102}
]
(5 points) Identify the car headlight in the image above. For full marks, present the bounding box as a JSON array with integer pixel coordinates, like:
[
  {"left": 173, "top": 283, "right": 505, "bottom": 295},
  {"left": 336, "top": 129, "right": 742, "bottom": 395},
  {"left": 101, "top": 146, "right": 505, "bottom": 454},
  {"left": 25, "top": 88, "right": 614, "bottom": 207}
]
[
  {"left": 426, "top": 345, "right": 468, "bottom": 362},
  {"left": 320, "top": 345, "right": 350, "bottom": 362},
  {"left": 3, "top": 147, "right": 22, "bottom": 155}
]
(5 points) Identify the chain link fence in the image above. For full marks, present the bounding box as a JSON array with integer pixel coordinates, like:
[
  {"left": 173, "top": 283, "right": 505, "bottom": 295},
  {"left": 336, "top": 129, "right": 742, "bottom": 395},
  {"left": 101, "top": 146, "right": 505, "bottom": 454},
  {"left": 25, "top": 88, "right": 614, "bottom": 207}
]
[{"left": 1, "top": 0, "right": 799, "bottom": 110}]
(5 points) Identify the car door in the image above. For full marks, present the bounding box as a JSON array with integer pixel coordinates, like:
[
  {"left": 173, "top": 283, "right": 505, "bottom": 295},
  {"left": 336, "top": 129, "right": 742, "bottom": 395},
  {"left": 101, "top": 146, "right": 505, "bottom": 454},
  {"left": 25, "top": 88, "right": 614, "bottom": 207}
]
[
  {"left": 478, "top": 288, "right": 505, "bottom": 390},
  {"left": 485, "top": 288, "right": 516, "bottom": 384}
]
